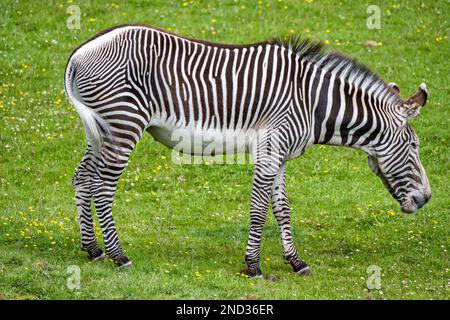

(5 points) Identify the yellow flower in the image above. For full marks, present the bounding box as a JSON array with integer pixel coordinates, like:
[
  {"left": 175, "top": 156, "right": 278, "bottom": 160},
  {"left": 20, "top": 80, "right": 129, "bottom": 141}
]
[{"left": 181, "top": 1, "right": 188, "bottom": 7}]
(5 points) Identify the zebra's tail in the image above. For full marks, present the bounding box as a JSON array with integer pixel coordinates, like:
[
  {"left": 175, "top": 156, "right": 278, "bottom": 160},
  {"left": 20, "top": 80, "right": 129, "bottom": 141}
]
[{"left": 64, "top": 59, "right": 113, "bottom": 157}]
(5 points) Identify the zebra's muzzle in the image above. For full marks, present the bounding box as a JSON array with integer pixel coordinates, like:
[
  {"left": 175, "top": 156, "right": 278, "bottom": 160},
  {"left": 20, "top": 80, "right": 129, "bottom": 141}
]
[{"left": 401, "top": 192, "right": 431, "bottom": 213}]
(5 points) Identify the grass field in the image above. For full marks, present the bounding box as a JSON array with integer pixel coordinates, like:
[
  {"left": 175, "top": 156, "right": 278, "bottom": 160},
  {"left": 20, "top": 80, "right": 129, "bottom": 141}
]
[{"left": 0, "top": 0, "right": 448, "bottom": 300}]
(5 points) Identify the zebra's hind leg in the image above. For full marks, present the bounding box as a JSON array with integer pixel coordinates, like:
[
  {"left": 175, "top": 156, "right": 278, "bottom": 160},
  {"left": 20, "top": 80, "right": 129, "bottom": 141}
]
[
  {"left": 271, "top": 163, "right": 311, "bottom": 276},
  {"left": 73, "top": 146, "right": 105, "bottom": 261},
  {"left": 91, "top": 141, "right": 141, "bottom": 268}
]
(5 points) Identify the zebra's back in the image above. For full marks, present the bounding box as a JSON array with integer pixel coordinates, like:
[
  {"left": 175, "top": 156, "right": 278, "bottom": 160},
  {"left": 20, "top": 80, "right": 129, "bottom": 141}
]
[{"left": 68, "top": 25, "right": 299, "bottom": 155}]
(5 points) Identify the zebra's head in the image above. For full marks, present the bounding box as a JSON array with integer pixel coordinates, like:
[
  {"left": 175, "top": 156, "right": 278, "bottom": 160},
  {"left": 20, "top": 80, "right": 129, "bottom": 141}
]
[{"left": 368, "top": 83, "right": 431, "bottom": 213}]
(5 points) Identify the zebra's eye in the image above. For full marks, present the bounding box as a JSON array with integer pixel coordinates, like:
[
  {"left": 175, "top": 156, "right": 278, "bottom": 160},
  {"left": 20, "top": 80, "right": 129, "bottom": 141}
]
[{"left": 411, "top": 142, "right": 419, "bottom": 149}]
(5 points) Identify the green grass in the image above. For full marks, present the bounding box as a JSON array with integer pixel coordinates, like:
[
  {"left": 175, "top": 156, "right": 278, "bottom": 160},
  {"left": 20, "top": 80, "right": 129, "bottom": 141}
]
[{"left": 0, "top": 0, "right": 448, "bottom": 300}]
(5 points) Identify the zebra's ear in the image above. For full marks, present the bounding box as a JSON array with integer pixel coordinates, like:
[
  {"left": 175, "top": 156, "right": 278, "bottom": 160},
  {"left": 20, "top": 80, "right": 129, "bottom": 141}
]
[
  {"left": 399, "top": 83, "right": 427, "bottom": 120},
  {"left": 387, "top": 82, "right": 400, "bottom": 94}
]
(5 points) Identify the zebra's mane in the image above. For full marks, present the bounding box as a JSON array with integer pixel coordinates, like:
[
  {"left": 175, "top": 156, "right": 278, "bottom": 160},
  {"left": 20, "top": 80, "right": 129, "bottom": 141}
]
[{"left": 271, "top": 35, "right": 402, "bottom": 106}]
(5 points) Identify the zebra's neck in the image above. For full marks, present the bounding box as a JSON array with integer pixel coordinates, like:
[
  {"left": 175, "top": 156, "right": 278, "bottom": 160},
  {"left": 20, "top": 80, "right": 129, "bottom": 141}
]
[{"left": 304, "top": 59, "right": 400, "bottom": 153}]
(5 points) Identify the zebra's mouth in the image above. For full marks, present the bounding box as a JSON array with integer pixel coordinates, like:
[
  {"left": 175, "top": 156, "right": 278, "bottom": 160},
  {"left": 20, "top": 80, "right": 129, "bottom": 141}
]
[
  {"left": 401, "top": 198, "right": 418, "bottom": 214},
  {"left": 401, "top": 190, "right": 432, "bottom": 213}
]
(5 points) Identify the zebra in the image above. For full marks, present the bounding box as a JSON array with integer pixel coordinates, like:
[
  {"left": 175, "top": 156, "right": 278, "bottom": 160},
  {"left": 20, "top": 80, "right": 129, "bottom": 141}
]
[{"left": 65, "top": 24, "right": 431, "bottom": 276}]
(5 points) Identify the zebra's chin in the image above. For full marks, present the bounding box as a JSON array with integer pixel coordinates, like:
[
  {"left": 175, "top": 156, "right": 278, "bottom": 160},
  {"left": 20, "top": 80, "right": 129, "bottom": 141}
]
[{"left": 400, "top": 200, "right": 418, "bottom": 214}]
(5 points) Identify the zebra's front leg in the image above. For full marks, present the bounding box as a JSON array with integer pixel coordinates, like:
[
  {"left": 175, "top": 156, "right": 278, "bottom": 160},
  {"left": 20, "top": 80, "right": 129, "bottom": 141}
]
[
  {"left": 244, "top": 160, "right": 281, "bottom": 278},
  {"left": 271, "top": 163, "right": 311, "bottom": 276},
  {"left": 73, "top": 147, "right": 105, "bottom": 261}
]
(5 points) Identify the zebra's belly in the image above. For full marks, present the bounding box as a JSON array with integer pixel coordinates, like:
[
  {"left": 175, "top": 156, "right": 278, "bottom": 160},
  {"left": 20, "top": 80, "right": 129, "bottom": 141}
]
[{"left": 147, "top": 123, "right": 254, "bottom": 156}]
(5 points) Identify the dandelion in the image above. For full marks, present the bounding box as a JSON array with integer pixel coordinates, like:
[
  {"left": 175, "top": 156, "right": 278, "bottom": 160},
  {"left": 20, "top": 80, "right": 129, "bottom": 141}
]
[
  {"left": 181, "top": 1, "right": 188, "bottom": 7},
  {"left": 88, "top": 18, "right": 96, "bottom": 23}
]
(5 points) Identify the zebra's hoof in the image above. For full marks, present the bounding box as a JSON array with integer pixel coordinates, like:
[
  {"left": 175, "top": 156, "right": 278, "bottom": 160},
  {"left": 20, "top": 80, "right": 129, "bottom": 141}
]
[
  {"left": 240, "top": 265, "right": 263, "bottom": 278},
  {"left": 295, "top": 266, "right": 312, "bottom": 276},
  {"left": 83, "top": 246, "right": 106, "bottom": 261},
  {"left": 114, "top": 256, "right": 133, "bottom": 269},
  {"left": 90, "top": 251, "right": 106, "bottom": 261}
]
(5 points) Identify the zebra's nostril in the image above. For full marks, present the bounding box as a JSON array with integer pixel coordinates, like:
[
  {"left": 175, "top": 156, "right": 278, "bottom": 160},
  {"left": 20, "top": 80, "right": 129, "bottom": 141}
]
[{"left": 412, "top": 194, "right": 429, "bottom": 209}]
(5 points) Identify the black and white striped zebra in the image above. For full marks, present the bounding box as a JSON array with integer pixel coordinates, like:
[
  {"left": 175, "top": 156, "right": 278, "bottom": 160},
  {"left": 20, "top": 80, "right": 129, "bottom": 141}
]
[{"left": 65, "top": 24, "right": 431, "bottom": 276}]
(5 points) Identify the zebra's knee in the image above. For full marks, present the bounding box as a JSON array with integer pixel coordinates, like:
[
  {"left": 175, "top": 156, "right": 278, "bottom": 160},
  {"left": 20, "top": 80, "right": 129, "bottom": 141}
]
[
  {"left": 72, "top": 165, "right": 91, "bottom": 193},
  {"left": 72, "top": 169, "right": 80, "bottom": 189}
]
